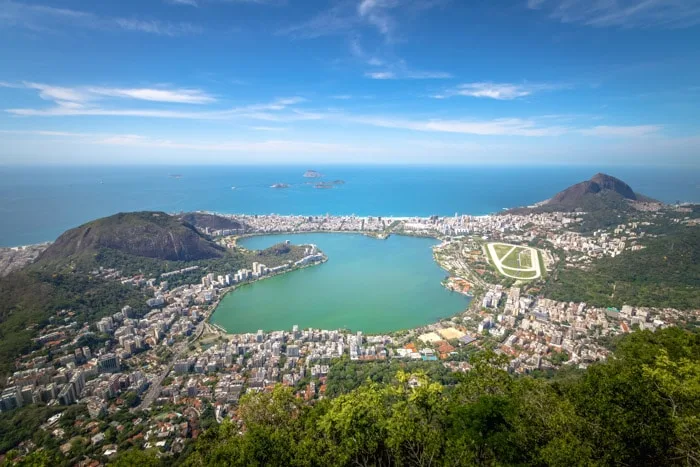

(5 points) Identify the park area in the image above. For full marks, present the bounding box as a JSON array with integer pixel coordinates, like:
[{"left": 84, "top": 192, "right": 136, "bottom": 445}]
[{"left": 486, "top": 243, "right": 542, "bottom": 280}]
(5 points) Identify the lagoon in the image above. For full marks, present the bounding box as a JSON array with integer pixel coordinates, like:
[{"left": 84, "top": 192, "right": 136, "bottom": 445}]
[{"left": 210, "top": 233, "right": 470, "bottom": 334}]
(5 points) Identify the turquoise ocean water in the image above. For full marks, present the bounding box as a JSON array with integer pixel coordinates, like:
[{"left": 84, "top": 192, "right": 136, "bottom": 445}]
[{"left": 1, "top": 165, "right": 698, "bottom": 247}]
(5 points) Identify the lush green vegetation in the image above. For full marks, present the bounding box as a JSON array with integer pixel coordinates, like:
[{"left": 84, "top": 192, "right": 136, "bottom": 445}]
[
  {"left": 543, "top": 226, "right": 700, "bottom": 309},
  {"left": 0, "top": 269, "right": 151, "bottom": 377},
  {"left": 324, "top": 357, "right": 459, "bottom": 398},
  {"left": 169, "top": 328, "right": 698, "bottom": 466},
  {"left": 0, "top": 405, "right": 62, "bottom": 455}
]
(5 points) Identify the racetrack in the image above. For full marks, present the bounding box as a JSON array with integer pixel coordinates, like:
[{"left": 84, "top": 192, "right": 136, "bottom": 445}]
[{"left": 486, "top": 243, "right": 542, "bottom": 280}]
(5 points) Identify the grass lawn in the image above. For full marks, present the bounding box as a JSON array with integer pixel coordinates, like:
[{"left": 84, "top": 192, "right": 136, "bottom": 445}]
[
  {"left": 518, "top": 249, "right": 533, "bottom": 269},
  {"left": 492, "top": 244, "right": 513, "bottom": 259},
  {"left": 500, "top": 266, "right": 539, "bottom": 280}
]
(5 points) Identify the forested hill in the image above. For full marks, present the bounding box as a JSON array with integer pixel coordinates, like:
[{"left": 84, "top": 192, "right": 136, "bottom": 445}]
[
  {"left": 100, "top": 327, "right": 699, "bottom": 467},
  {"left": 38, "top": 211, "right": 225, "bottom": 266},
  {"left": 543, "top": 225, "right": 700, "bottom": 310},
  {"left": 179, "top": 212, "right": 248, "bottom": 232}
]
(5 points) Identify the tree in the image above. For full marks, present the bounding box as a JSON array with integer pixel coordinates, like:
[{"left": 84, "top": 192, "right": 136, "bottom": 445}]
[{"left": 109, "top": 449, "right": 161, "bottom": 467}]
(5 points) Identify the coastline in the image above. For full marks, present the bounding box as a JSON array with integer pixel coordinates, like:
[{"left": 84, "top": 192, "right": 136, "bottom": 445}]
[{"left": 209, "top": 230, "right": 475, "bottom": 337}]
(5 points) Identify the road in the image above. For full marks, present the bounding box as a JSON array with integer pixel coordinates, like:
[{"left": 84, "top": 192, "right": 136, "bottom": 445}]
[{"left": 135, "top": 319, "right": 207, "bottom": 411}]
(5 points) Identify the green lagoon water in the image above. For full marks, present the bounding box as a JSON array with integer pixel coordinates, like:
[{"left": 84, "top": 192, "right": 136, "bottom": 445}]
[{"left": 210, "top": 233, "right": 470, "bottom": 334}]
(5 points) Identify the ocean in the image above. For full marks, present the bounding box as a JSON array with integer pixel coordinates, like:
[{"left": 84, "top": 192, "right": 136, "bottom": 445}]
[{"left": 1, "top": 164, "right": 698, "bottom": 247}]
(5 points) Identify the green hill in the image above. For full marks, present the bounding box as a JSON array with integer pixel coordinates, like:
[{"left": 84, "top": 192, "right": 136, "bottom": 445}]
[
  {"left": 179, "top": 212, "right": 247, "bottom": 232},
  {"left": 543, "top": 226, "right": 700, "bottom": 309},
  {"left": 38, "top": 211, "right": 225, "bottom": 266}
]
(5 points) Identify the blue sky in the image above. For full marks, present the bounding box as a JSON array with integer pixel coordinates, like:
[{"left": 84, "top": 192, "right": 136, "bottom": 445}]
[{"left": 1, "top": 0, "right": 700, "bottom": 165}]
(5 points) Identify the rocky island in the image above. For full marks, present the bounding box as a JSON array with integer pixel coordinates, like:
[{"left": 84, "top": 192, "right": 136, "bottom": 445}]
[
  {"left": 314, "top": 180, "right": 345, "bottom": 189},
  {"left": 270, "top": 183, "right": 290, "bottom": 189},
  {"left": 303, "top": 170, "right": 322, "bottom": 178}
]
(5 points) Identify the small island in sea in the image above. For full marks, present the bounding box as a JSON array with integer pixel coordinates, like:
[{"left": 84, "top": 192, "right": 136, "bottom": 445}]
[
  {"left": 314, "top": 180, "right": 345, "bottom": 189},
  {"left": 303, "top": 169, "right": 323, "bottom": 178},
  {"left": 271, "top": 183, "right": 290, "bottom": 189}
]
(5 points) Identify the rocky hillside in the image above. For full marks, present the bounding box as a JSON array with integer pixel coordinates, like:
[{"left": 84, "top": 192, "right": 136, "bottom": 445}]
[
  {"left": 179, "top": 212, "right": 247, "bottom": 232},
  {"left": 546, "top": 173, "right": 644, "bottom": 208},
  {"left": 38, "top": 211, "right": 225, "bottom": 264}
]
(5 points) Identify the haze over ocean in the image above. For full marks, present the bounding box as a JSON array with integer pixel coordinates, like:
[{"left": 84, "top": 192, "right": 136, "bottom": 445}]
[{"left": 1, "top": 164, "right": 698, "bottom": 247}]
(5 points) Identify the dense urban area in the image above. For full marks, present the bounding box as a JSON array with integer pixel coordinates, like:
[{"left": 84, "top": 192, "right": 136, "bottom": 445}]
[{"left": 0, "top": 195, "right": 697, "bottom": 466}]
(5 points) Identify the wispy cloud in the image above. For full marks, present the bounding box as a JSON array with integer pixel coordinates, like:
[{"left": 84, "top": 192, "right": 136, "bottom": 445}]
[
  {"left": 114, "top": 19, "right": 202, "bottom": 36},
  {"left": 433, "top": 82, "right": 564, "bottom": 100},
  {"left": 350, "top": 38, "right": 451, "bottom": 80},
  {"left": 579, "top": 125, "right": 662, "bottom": 137},
  {"left": 277, "top": 2, "right": 357, "bottom": 39},
  {"left": 351, "top": 115, "right": 666, "bottom": 139},
  {"left": 0, "top": 0, "right": 201, "bottom": 36},
  {"left": 349, "top": 38, "right": 385, "bottom": 67},
  {"left": 6, "top": 87, "right": 312, "bottom": 121},
  {"left": 249, "top": 126, "right": 288, "bottom": 131},
  {"left": 10, "top": 82, "right": 217, "bottom": 105},
  {"left": 94, "top": 134, "right": 360, "bottom": 154},
  {"left": 365, "top": 71, "right": 396, "bottom": 79},
  {"left": 354, "top": 116, "right": 569, "bottom": 136},
  {"left": 166, "top": 0, "right": 199, "bottom": 6},
  {"left": 23, "top": 82, "right": 91, "bottom": 102},
  {"left": 279, "top": 0, "right": 445, "bottom": 40},
  {"left": 366, "top": 69, "right": 452, "bottom": 80},
  {"left": 0, "top": 129, "right": 92, "bottom": 137},
  {"left": 529, "top": 0, "right": 700, "bottom": 29},
  {"left": 358, "top": 0, "right": 397, "bottom": 38},
  {"left": 87, "top": 87, "right": 215, "bottom": 104}
]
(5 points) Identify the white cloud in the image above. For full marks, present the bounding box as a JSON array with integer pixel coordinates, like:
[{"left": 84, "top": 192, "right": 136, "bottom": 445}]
[
  {"left": 166, "top": 0, "right": 199, "bottom": 6},
  {"left": 365, "top": 71, "right": 396, "bottom": 79},
  {"left": 365, "top": 68, "right": 452, "bottom": 80},
  {"left": 250, "top": 126, "right": 288, "bottom": 131},
  {"left": 579, "top": 125, "right": 662, "bottom": 137},
  {"left": 9, "top": 82, "right": 217, "bottom": 106},
  {"left": 277, "top": 2, "right": 357, "bottom": 39},
  {"left": 0, "top": 0, "right": 201, "bottom": 36},
  {"left": 350, "top": 115, "right": 667, "bottom": 139},
  {"left": 95, "top": 134, "right": 360, "bottom": 154},
  {"left": 435, "top": 82, "right": 562, "bottom": 100},
  {"left": 279, "top": 0, "right": 444, "bottom": 40},
  {"left": 6, "top": 92, "right": 312, "bottom": 121},
  {"left": 354, "top": 116, "right": 569, "bottom": 136},
  {"left": 529, "top": 0, "right": 700, "bottom": 29},
  {"left": 0, "top": 129, "right": 92, "bottom": 137},
  {"left": 358, "top": 0, "right": 398, "bottom": 38},
  {"left": 114, "top": 19, "right": 201, "bottom": 36},
  {"left": 23, "top": 82, "right": 91, "bottom": 102},
  {"left": 87, "top": 87, "right": 215, "bottom": 104},
  {"left": 349, "top": 38, "right": 385, "bottom": 67}
]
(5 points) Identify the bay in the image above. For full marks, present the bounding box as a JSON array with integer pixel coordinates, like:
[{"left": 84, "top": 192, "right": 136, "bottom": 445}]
[{"left": 210, "top": 233, "right": 470, "bottom": 334}]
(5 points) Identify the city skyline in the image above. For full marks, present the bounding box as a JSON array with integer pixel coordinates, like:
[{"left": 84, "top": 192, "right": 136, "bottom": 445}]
[{"left": 2, "top": 0, "right": 700, "bottom": 166}]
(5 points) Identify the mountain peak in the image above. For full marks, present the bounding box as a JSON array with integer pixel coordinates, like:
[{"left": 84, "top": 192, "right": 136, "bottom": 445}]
[{"left": 547, "top": 173, "right": 641, "bottom": 207}]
